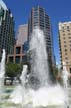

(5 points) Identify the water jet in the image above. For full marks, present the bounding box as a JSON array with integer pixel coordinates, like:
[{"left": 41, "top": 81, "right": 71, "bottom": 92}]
[{"left": 9, "top": 28, "right": 67, "bottom": 108}]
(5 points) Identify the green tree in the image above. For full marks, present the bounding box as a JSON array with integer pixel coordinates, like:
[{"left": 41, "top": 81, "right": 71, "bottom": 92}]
[
  {"left": 53, "top": 67, "right": 59, "bottom": 77},
  {"left": 6, "top": 63, "right": 22, "bottom": 77},
  {"left": 6, "top": 63, "right": 23, "bottom": 78},
  {"left": 5, "top": 63, "right": 23, "bottom": 85}
]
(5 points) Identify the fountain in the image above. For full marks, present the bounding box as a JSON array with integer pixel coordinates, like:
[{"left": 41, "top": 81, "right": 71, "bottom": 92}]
[
  {"left": 9, "top": 65, "right": 28, "bottom": 105},
  {"left": 62, "top": 62, "right": 69, "bottom": 108},
  {"left": 9, "top": 28, "right": 67, "bottom": 108},
  {"left": 0, "top": 49, "right": 6, "bottom": 101},
  {"left": 29, "top": 28, "right": 49, "bottom": 88}
]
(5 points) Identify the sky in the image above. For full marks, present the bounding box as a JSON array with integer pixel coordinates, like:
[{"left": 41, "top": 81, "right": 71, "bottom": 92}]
[{"left": 3, "top": 0, "right": 71, "bottom": 64}]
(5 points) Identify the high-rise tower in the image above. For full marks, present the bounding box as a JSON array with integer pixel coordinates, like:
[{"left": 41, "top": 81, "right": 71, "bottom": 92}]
[
  {"left": 28, "top": 6, "right": 55, "bottom": 81},
  {"left": 0, "top": 0, "right": 15, "bottom": 56},
  {"left": 59, "top": 22, "right": 71, "bottom": 73},
  {"left": 28, "top": 6, "right": 52, "bottom": 51}
]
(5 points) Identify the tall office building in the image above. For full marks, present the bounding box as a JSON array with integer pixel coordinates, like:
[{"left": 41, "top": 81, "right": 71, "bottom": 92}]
[
  {"left": 59, "top": 22, "right": 71, "bottom": 73},
  {"left": 28, "top": 6, "right": 52, "bottom": 51},
  {"left": 16, "top": 24, "right": 28, "bottom": 45},
  {"left": 0, "top": 0, "right": 15, "bottom": 55},
  {"left": 28, "top": 6, "right": 55, "bottom": 81}
]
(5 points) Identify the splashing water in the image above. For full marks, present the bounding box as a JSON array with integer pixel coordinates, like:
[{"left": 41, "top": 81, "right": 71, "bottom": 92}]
[
  {"left": 9, "top": 65, "right": 28, "bottom": 105},
  {"left": 20, "top": 65, "right": 28, "bottom": 86},
  {"left": 10, "top": 28, "right": 66, "bottom": 108},
  {"left": 62, "top": 62, "right": 69, "bottom": 108},
  {"left": 0, "top": 49, "right": 6, "bottom": 100},
  {"left": 29, "top": 28, "right": 49, "bottom": 87}
]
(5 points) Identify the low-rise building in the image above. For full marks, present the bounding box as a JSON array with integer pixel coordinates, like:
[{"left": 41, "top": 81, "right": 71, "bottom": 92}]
[{"left": 7, "top": 44, "right": 28, "bottom": 64}]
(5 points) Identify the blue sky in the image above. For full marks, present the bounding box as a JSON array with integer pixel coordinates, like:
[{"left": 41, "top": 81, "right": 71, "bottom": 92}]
[{"left": 3, "top": 0, "right": 71, "bottom": 64}]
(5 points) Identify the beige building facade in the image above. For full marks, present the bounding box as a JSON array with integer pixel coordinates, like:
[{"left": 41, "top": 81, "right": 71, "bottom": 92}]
[
  {"left": 59, "top": 22, "right": 71, "bottom": 73},
  {"left": 16, "top": 24, "right": 28, "bottom": 45}
]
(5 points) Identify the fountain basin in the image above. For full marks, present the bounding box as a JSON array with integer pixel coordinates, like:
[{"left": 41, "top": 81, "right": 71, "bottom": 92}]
[{"left": 32, "top": 105, "right": 64, "bottom": 108}]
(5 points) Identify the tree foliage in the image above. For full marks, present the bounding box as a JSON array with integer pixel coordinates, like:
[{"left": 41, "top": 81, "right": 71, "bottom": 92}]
[
  {"left": 6, "top": 63, "right": 23, "bottom": 77},
  {"left": 53, "top": 67, "right": 59, "bottom": 77}
]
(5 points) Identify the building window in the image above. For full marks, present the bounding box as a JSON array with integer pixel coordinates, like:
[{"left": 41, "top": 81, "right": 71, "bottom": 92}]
[
  {"left": 64, "top": 45, "right": 66, "bottom": 47},
  {"left": 69, "top": 37, "right": 71, "bottom": 39},
  {"left": 65, "top": 49, "right": 67, "bottom": 51},
  {"left": 34, "top": 12, "right": 38, "bottom": 16},
  {"left": 68, "top": 33, "right": 71, "bottom": 35},
  {"left": 34, "top": 18, "right": 38, "bottom": 22},
  {"left": 15, "top": 56, "right": 20, "bottom": 63},
  {"left": 67, "top": 26, "right": 69, "bottom": 29},
  {"left": 16, "top": 47, "right": 21, "bottom": 54},
  {"left": 22, "top": 56, "right": 27, "bottom": 63},
  {"left": 62, "top": 27, "right": 64, "bottom": 29},
  {"left": 9, "top": 57, "right": 13, "bottom": 63},
  {"left": 63, "top": 34, "right": 65, "bottom": 36},
  {"left": 67, "top": 26, "right": 70, "bottom": 31},
  {"left": 34, "top": 8, "right": 38, "bottom": 11},
  {"left": 70, "top": 68, "right": 71, "bottom": 73},
  {"left": 65, "top": 57, "right": 68, "bottom": 60},
  {"left": 66, "top": 62, "right": 68, "bottom": 64},
  {"left": 65, "top": 53, "right": 67, "bottom": 55},
  {"left": 64, "top": 41, "right": 66, "bottom": 43},
  {"left": 63, "top": 37, "right": 65, "bottom": 39},
  {"left": 34, "top": 23, "right": 38, "bottom": 27},
  {"left": 62, "top": 27, "right": 64, "bottom": 32}
]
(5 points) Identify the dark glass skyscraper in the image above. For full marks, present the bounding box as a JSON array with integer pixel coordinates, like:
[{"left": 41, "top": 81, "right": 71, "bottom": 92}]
[
  {"left": 28, "top": 6, "right": 55, "bottom": 81},
  {"left": 0, "top": 0, "right": 15, "bottom": 55}
]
